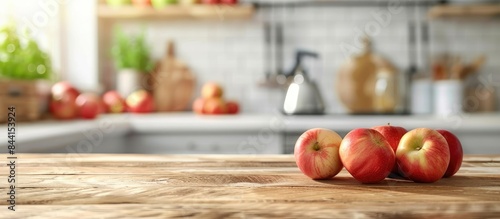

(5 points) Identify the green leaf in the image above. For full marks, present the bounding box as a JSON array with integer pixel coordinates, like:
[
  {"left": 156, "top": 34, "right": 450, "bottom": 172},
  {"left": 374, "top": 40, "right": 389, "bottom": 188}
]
[
  {"left": 0, "top": 23, "right": 52, "bottom": 80},
  {"left": 111, "top": 27, "right": 153, "bottom": 73}
]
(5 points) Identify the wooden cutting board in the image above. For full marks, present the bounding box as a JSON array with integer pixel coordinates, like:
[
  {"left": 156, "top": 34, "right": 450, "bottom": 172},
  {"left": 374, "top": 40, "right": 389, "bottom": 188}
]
[
  {"left": 0, "top": 154, "right": 499, "bottom": 218},
  {"left": 152, "top": 41, "right": 196, "bottom": 112}
]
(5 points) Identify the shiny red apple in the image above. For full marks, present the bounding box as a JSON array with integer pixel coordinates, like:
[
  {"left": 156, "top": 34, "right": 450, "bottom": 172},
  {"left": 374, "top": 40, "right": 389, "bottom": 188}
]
[
  {"left": 201, "top": 82, "right": 224, "bottom": 98},
  {"left": 103, "top": 91, "right": 127, "bottom": 114},
  {"left": 126, "top": 90, "right": 155, "bottom": 113},
  {"left": 226, "top": 101, "right": 239, "bottom": 114},
  {"left": 396, "top": 128, "right": 450, "bottom": 183},
  {"left": 75, "top": 93, "right": 100, "bottom": 120},
  {"left": 203, "top": 98, "right": 227, "bottom": 115},
  {"left": 132, "top": 0, "right": 152, "bottom": 7},
  {"left": 192, "top": 98, "right": 206, "bottom": 114},
  {"left": 220, "top": 0, "right": 237, "bottom": 4},
  {"left": 294, "top": 128, "right": 343, "bottom": 180},
  {"left": 98, "top": 98, "right": 107, "bottom": 114},
  {"left": 340, "top": 128, "right": 395, "bottom": 184},
  {"left": 51, "top": 81, "right": 80, "bottom": 99},
  {"left": 202, "top": 0, "right": 220, "bottom": 4},
  {"left": 437, "top": 130, "right": 463, "bottom": 178},
  {"left": 49, "top": 82, "right": 80, "bottom": 120},
  {"left": 372, "top": 124, "right": 407, "bottom": 173}
]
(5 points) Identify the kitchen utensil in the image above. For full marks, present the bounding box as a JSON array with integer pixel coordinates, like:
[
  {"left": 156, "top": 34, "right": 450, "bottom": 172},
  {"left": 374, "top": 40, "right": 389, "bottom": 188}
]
[
  {"left": 152, "top": 41, "right": 196, "bottom": 112},
  {"left": 282, "top": 51, "right": 325, "bottom": 115},
  {"left": 450, "top": 56, "right": 463, "bottom": 80},
  {"left": 336, "top": 37, "right": 399, "bottom": 114},
  {"left": 403, "top": 20, "right": 420, "bottom": 114},
  {"left": 460, "top": 55, "right": 486, "bottom": 80},
  {"left": 432, "top": 55, "right": 447, "bottom": 81},
  {"left": 258, "top": 22, "right": 286, "bottom": 88}
]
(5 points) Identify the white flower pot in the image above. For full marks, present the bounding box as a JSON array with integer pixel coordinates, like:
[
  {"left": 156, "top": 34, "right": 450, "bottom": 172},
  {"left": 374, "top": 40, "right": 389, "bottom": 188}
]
[{"left": 117, "top": 69, "right": 144, "bottom": 97}]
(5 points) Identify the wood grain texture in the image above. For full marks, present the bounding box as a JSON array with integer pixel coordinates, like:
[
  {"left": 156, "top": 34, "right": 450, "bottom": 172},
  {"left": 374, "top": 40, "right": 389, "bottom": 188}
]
[{"left": 0, "top": 154, "right": 500, "bottom": 219}]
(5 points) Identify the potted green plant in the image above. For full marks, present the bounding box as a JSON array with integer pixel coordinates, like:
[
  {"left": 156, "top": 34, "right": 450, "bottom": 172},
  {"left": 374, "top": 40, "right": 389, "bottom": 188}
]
[
  {"left": 0, "top": 23, "right": 53, "bottom": 122},
  {"left": 112, "top": 28, "right": 154, "bottom": 97}
]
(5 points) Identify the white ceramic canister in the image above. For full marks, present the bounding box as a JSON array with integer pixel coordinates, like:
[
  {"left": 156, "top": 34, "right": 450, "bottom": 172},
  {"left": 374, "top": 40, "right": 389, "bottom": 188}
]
[
  {"left": 411, "top": 79, "right": 433, "bottom": 115},
  {"left": 433, "top": 80, "right": 464, "bottom": 116}
]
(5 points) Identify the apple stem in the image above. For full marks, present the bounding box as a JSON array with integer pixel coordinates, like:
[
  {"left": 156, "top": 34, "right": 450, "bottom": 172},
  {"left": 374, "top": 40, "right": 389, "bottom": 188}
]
[
  {"left": 313, "top": 142, "right": 320, "bottom": 151},
  {"left": 388, "top": 123, "right": 391, "bottom": 126}
]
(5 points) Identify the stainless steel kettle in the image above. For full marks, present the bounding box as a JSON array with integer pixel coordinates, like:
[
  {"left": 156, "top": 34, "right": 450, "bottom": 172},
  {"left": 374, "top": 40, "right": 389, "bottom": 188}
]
[{"left": 282, "top": 51, "right": 325, "bottom": 115}]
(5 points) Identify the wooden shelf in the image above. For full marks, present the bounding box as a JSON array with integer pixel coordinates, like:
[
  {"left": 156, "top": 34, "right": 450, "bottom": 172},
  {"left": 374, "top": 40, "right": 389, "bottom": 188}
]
[
  {"left": 429, "top": 4, "right": 500, "bottom": 19},
  {"left": 97, "top": 4, "right": 255, "bottom": 20}
]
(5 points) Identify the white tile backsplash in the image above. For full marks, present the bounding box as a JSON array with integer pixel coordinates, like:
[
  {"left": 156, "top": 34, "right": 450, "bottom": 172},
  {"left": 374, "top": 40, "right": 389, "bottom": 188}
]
[{"left": 102, "top": 6, "right": 500, "bottom": 114}]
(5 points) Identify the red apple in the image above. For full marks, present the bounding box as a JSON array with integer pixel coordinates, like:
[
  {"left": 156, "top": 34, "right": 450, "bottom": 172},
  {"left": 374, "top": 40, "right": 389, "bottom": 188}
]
[
  {"left": 339, "top": 128, "right": 395, "bottom": 184},
  {"left": 132, "top": 0, "right": 151, "bottom": 7},
  {"left": 437, "top": 130, "right": 463, "bottom": 178},
  {"left": 226, "top": 101, "right": 239, "bottom": 114},
  {"left": 51, "top": 81, "right": 80, "bottom": 99},
  {"left": 103, "top": 91, "right": 127, "bottom": 114},
  {"left": 201, "top": 82, "right": 223, "bottom": 98},
  {"left": 294, "top": 128, "right": 343, "bottom": 180},
  {"left": 203, "top": 98, "right": 227, "bottom": 115},
  {"left": 49, "top": 82, "right": 80, "bottom": 120},
  {"left": 192, "top": 98, "right": 207, "bottom": 114},
  {"left": 75, "top": 93, "right": 100, "bottom": 120},
  {"left": 372, "top": 124, "right": 407, "bottom": 173},
  {"left": 126, "top": 90, "right": 155, "bottom": 113},
  {"left": 202, "top": 0, "right": 220, "bottom": 4},
  {"left": 49, "top": 94, "right": 79, "bottom": 120},
  {"left": 98, "top": 98, "right": 107, "bottom": 114},
  {"left": 396, "top": 128, "right": 450, "bottom": 183}
]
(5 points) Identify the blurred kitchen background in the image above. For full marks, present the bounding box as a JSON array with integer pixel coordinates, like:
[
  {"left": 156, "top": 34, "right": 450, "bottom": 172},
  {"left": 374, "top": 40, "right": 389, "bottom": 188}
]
[{"left": 0, "top": 0, "right": 499, "bottom": 155}]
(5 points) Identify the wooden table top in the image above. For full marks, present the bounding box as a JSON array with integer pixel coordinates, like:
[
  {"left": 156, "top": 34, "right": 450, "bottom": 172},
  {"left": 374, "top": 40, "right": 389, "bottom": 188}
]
[{"left": 0, "top": 154, "right": 499, "bottom": 218}]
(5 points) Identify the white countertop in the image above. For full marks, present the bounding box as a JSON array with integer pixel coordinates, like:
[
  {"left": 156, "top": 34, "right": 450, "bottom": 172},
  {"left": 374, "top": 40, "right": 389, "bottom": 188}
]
[{"left": 1, "top": 112, "right": 500, "bottom": 149}]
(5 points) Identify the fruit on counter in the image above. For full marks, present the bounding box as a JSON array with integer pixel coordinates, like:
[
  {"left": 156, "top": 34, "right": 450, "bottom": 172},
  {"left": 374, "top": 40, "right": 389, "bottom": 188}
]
[
  {"left": 226, "top": 101, "right": 239, "bottom": 114},
  {"left": 103, "top": 91, "right": 127, "bottom": 114},
  {"left": 192, "top": 82, "right": 240, "bottom": 115},
  {"left": 339, "top": 128, "right": 395, "bottom": 184},
  {"left": 192, "top": 98, "right": 206, "bottom": 114},
  {"left": 75, "top": 93, "right": 101, "bottom": 120},
  {"left": 201, "top": 82, "right": 223, "bottom": 99},
  {"left": 203, "top": 98, "right": 227, "bottom": 115},
  {"left": 294, "top": 128, "right": 343, "bottom": 180},
  {"left": 294, "top": 126, "right": 462, "bottom": 183},
  {"left": 132, "top": 0, "right": 152, "bottom": 7},
  {"left": 151, "top": 0, "right": 177, "bottom": 8},
  {"left": 202, "top": 0, "right": 220, "bottom": 4},
  {"left": 49, "top": 82, "right": 80, "bottom": 120},
  {"left": 126, "top": 89, "right": 155, "bottom": 113},
  {"left": 98, "top": 98, "right": 108, "bottom": 114},
  {"left": 396, "top": 128, "right": 450, "bottom": 183},
  {"left": 51, "top": 81, "right": 80, "bottom": 100},
  {"left": 372, "top": 124, "right": 407, "bottom": 173},
  {"left": 437, "top": 130, "right": 463, "bottom": 178},
  {"left": 50, "top": 94, "right": 79, "bottom": 120}
]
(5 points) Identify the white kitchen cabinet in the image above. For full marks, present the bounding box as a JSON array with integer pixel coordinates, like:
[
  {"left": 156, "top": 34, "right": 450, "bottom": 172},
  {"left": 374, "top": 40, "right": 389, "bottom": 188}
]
[
  {"left": 1, "top": 113, "right": 499, "bottom": 154},
  {"left": 124, "top": 133, "right": 283, "bottom": 154}
]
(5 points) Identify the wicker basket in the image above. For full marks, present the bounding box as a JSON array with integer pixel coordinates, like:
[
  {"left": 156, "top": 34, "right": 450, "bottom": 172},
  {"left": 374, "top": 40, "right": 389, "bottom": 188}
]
[{"left": 0, "top": 80, "right": 41, "bottom": 123}]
